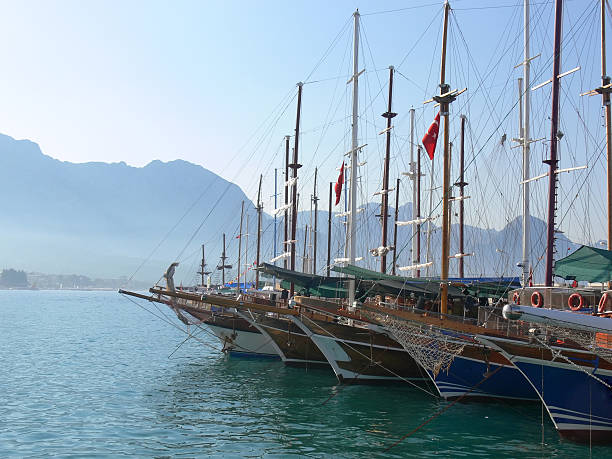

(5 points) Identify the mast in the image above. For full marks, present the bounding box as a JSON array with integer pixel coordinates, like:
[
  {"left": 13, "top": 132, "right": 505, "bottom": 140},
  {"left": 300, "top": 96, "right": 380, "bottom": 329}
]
[
  {"left": 245, "top": 214, "right": 249, "bottom": 286},
  {"left": 602, "top": 0, "right": 612, "bottom": 267},
  {"left": 416, "top": 147, "right": 422, "bottom": 277},
  {"left": 219, "top": 233, "right": 228, "bottom": 286},
  {"left": 255, "top": 174, "right": 263, "bottom": 289},
  {"left": 327, "top": 182, "right": 333, "bottom": 277},
  {"left": 284, "top": 135, "right": 290, "bottom": 269},
  {"left": 237, "top": 201, "right": 244, "bottom": 294},
  {"left": 347, "top": 9, "right": 360, "bottom": 306},
  {"left": 381, "top": 66, "right": 396, "bottom": 273},
  {"left": 392, "top": 178, "right": 400, "bottom": 275},
  {"left": 521, "top": 0, "right": 532, "bottom": 287},
  {"left": 273, "top": 168, "right": 278, "bottom": 287},
  {"left": 439, "top": 1, "right": 452, "bottom": 314},
  {"left": 313, "top": 168, "right": 319, "bottom": 274},
  {"left": 544, "top": 0, "right": 563, "bottom": 287},
  {"left": 457, "top": 115, "right": 467, "bottom": 278},
  {"left": 290, "top": 83, "right": 303, "bottom": 296},
  {"left": 303, "top": 225, "right": 309, "bottom": 272},
  {"left": 409, "top": 108, "right": 418, "bottom": 277},
  {"left": 426, "top": 155, "right": 435, "bottom": 277},
  {"left": 196, "top": 244, "right": 209, "bottom": 287}
]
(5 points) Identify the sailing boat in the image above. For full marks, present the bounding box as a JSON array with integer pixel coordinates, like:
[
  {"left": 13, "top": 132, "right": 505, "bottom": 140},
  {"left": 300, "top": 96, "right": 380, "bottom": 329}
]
[{"left": 479, "top": 0, "right": 612, "bottom": 443}]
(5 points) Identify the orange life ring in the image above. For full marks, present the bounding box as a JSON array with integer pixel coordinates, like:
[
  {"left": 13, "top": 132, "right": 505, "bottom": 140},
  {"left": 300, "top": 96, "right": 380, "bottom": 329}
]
[
  {"left": 512, "top": 292, "right": 520, "bottom": 304},
  {"left": 531, "top": 291, "right": 544, "bottom": 308},
  {"left": 568, "top": 293, "right": 584, "bottom": 311},
  {"left": 599, "top": 293, "right": 609, "bottom": 314}
]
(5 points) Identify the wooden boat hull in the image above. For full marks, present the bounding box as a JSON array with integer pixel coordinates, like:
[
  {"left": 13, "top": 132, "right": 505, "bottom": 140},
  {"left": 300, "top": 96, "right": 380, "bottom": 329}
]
[
  {"left": 236, "top": 310, "right": 329, "bottom": 368},
  {"left": 180, "top": 306, "right": 279, "bottom": 358},
  {"left": 290, "top": 315, "right": 431, "bottom": 385}
]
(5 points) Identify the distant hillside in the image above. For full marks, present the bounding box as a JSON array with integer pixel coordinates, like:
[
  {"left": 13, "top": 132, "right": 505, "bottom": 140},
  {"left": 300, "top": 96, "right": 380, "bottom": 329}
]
[
  {"left": 0, "top": 133, "right": 254, "bottom": 282},
  {"left": 0, "top": 133, "right": 577, "bottom": 285}
]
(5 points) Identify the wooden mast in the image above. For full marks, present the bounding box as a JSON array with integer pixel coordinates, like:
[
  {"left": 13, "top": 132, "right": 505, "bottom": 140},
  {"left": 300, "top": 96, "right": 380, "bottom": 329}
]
[
  {"left": 327, "top": 182, "right": 333, "bottom": 277},
  {"left": 313, "top": 168, "right": 319, "bottom": 274},
  {"left": 544, "top": 0, "right": 563, "bottom": 287},
  {"left": 302, "top": 225, "right": 309, "bottom": 272},
  {"left": 439, "top": 1, "right": 452, "bottom": 314},
  {"left": 237, "top": 201, "right": 244, "bottom": 294},
  {"left": 416, "top": 148, "right": 422, "bottom": 277},
  {"left": 457, "top": 115, "right": 467, "bottom": 278},
  {"left": 381, "top": 66, "right": 396, "bottom": 273},
  {"left": 219, "top": 233, "right": 228, "bottom": 286},
  {"left": 197, "top": 244, "right": 212, "bottom": 287},
  {"left": 284, "top": 135, "right": 290, "bottom": 269},
  {"left": 290, "top": 83, "right": 303, "bottom": 296},
  {"left": 392, "top": 178, "right": 400, "bottom": 275},
  {"left": 602, "top": 0, "right": 612, "bottom": 270},
  {"left": 255, "top": 174, "right": 263, "bottom": 289}
]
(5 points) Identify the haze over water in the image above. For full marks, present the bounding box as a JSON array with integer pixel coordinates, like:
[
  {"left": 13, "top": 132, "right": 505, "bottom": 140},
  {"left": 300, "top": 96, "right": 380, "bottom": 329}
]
[{"left": 0, "top": 290, "right": 605, "bottom": 457}]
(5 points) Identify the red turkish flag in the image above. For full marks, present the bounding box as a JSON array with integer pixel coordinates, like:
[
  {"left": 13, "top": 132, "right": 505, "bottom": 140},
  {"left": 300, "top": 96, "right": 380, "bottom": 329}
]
[
  {"left": 422, "top": 112, "right": 440, "bottom": 160},
  {"left": 334, "top": 162, "right": 344, "bottom": 205}
]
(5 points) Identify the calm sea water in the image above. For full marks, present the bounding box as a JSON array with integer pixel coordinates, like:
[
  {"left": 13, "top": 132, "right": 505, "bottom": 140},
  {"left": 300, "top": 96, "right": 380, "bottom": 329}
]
[{"left": 0, "top": 290, "right": 608, "bottom": 457}]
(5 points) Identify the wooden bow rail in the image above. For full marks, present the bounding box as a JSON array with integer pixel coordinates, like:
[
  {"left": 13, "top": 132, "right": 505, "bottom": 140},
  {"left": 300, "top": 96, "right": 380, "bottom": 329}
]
[{"left": 147, "top": 287, "right": 299, "bottom": 316}]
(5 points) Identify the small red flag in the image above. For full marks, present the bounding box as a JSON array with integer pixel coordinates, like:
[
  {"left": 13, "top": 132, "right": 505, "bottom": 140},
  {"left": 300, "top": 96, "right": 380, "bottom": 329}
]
[
  {"left": 334, "top": 162, "right": 344, "bottom": 205},
  {"left": 422, "top": 112, "right": 440, "bottom": 160}
]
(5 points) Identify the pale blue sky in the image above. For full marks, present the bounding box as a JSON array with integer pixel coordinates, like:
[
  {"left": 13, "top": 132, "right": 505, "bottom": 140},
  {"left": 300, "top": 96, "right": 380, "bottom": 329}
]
[{"left": 0, "top": 0, "right": 608, "bottom": 248}]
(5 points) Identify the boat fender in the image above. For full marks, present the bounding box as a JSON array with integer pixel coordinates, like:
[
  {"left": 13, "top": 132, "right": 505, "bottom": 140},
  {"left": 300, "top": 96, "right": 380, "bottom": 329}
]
[
  {"left": 512, "top": 292, "right": 520, "bottom": 304},
  {"left": 531, "top": 291, "right": 543, "bottom": 308},
  {"left": 568, "top": 293, "right": 584, "bottom": 311},
  {"left": 598, "top": 293, "right": 609, "bottom": 314}
]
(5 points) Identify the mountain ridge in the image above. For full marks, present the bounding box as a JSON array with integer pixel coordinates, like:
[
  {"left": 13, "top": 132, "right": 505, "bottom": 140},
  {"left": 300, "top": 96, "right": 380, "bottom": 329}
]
[{"left": 0, "top": 133, "right": 578, "bottom": 284}]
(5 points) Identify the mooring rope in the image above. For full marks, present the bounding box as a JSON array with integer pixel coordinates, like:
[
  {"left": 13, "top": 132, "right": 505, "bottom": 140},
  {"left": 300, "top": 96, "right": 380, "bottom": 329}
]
[{"left": 384, "top": 365, "right": 503, "bottom": 452}]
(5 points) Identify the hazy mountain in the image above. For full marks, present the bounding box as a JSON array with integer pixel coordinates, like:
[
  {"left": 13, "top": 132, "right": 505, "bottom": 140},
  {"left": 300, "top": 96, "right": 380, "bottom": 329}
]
[
  {"left": 0, "top": 133, "right": 253, "bottom": 282},
  {"left": 0, "top": 133, "right": 578, "bottom": 285}
]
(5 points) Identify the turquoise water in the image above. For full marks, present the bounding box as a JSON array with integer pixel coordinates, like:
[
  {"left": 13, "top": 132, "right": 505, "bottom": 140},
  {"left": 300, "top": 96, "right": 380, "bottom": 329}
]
[{"left": 0, "top": 290, "right": 608, "bottom": 457}]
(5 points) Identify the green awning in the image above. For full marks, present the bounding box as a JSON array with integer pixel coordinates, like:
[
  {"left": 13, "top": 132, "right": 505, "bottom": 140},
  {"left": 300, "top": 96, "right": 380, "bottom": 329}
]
[
  {"left": 259, "top": 263, "right": 348, "bottom": 298},
  {"left": 554, "top": 245, "right": 612, "bottom": 283}
]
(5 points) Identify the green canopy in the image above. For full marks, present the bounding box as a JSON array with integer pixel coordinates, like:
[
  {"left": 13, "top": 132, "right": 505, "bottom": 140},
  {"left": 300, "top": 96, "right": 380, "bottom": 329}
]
[
  {"left": 554, "top": 245, "right": 612, "bottom": 283},
  {"left": 258, "top": 263, "right": 348, "bottom": 298}
]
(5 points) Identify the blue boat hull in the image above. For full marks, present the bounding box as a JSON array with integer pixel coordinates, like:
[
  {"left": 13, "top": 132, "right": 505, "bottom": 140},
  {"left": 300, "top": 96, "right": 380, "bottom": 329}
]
[
  {"left": 512, "top": 359, "right": 612, "bottom": 443},
  {"left": 432, "top": 352, "right": 538, "bottom": 401}
]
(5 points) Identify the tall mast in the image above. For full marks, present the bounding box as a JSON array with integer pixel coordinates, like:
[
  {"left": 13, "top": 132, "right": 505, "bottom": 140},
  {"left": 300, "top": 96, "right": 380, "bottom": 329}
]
[
  {"left": 290, "top": 83, "right": 303, "bottom": 296},
  {"left": 245, "top": 214, "right": 249, "bottom": 285},
  {"left": 219, "top": 233, "right": 228, "bottom": 286},
  {"left": 410, "top": 108, "right": 417, "bottom": 276},
  {"left": 255, "top": 174, "right": 263, "bottom": 289},
  {"left": 303, "top": 225, "right": 309, "bottom": 272},
  {"left": 284, "top": 135, "right": 290, "bottom": 269},
  {"left": 381, "top": 66, "right": 396, "bottom": 273},
  {"left": 273, "top": 168, "right": 278, "bottom": 287},
  {"left": 439, "top": 1, "right": 452, "bottom": 314},
  {"left": 392, "top": 178, "right": 400, "bottom": 275},
  {"left": 544, "top": 0, "right": 563, "bottom": 287},
  {"left": 237, "top": 201, "right": 244, "bottom": 294},
  {"left": 521, "top": 0, "right": 532, "bottom": 286},
  {"left": 347, "top": 9, "right": 360, "bottom": 306},
  {"left": 197, "top": 244, "right": 212, "bottom": 287},
  {"left": 602, "top": 0, "right": 612, "bottom": 264},
  {"left": 327, "top": 182, "right": 333, "bottom": 277},
  {"left": 458, "top": 115, "right": 467, "bottom": 278},
  {"left": 416, "top": 147, "right": 422, "bottom": 277},
  {"left": 426, "top": 154, "right": 435, "bottom": 277},
  {"left": 313, "top": 168, "right": 319, "bottom": 274}
]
